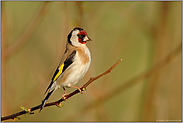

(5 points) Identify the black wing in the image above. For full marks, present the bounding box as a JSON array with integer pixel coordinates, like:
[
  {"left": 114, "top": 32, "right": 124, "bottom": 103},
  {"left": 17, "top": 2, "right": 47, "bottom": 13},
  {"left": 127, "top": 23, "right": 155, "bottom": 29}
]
[{"left": 44, "top": 50, "right": 76, "bottom": 94}]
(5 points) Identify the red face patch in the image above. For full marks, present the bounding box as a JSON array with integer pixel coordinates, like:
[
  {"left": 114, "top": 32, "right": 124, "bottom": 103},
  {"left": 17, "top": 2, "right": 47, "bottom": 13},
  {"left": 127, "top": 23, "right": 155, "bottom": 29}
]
[{"left": 78, "top": 31, "right": 88, "bottom": 44}]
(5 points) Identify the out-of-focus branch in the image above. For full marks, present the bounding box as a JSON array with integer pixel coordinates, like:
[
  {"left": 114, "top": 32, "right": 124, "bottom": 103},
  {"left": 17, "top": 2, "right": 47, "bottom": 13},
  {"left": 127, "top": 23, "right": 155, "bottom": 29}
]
[
  {"left": 4, "top": 2, "right": 50, "bottom": 58},
  {"left": 75, "top": 1, "right": 83, "bottom": 27},
  {"left": 1, "top": 59, "right": 122, "bottom": 121}
]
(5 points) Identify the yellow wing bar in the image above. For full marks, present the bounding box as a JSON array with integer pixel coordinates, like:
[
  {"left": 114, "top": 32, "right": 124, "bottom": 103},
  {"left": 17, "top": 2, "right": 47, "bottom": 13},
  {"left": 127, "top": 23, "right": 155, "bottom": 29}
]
[{"left": 53, "top": 63, "right": 64, "bottom": 82}]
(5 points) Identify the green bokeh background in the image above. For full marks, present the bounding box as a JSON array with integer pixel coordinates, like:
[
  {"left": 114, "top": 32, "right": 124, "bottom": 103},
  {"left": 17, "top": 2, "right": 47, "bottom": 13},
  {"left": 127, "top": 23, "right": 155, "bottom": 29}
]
[{"left": 2, "top": 1, "right": 182, "bottom": 122}]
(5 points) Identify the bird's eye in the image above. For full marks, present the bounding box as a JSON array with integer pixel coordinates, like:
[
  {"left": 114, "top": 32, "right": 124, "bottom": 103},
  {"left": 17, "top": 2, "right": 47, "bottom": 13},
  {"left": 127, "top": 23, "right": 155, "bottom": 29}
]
[{"left": 77, "top": 34, "right": 84, "bottom": 38}]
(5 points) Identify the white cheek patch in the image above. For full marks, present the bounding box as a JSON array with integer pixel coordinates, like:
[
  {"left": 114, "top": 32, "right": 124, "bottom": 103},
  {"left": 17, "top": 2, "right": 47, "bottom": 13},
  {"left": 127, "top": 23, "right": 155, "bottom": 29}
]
[
  {"left": 72, "top": 30, "right": 79, "bottom": 36},
  {"left": 70, "top": 30, "right": 85, "bottom": 47}
]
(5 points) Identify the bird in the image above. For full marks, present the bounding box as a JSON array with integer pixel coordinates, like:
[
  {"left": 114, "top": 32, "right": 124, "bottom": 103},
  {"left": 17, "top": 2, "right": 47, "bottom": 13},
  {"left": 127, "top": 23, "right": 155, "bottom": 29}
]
[{"left": 39, "top": 27, "right": 91, "bottom": 112}]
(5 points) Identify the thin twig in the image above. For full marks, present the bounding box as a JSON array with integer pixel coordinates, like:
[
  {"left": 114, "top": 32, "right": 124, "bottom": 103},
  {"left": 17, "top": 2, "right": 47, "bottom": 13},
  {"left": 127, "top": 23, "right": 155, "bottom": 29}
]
[
  {"left": 64, "top": 43, "right": 181, "bottom": 120},
  {"left": 1, "top": 59, "right": 122, "bottom": 121}
]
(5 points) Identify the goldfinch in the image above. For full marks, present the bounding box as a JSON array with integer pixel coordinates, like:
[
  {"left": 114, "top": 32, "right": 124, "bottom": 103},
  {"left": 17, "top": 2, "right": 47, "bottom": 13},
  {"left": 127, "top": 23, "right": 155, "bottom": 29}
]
[{"left": 40, "top": 27, "right": 91, "bottom": 112}]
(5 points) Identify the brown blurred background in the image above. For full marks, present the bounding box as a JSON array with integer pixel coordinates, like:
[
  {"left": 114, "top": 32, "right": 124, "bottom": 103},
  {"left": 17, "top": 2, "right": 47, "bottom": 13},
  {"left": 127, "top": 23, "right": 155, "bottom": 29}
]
[{"left": 1, "top": 1, "right": 182, "bottom": 122}]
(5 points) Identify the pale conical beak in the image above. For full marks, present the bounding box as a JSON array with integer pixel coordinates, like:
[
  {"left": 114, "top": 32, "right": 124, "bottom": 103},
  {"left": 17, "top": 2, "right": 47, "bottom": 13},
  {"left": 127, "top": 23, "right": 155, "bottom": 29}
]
[{"left": 83, "top": 36, "right": 92, "bottom": 42}]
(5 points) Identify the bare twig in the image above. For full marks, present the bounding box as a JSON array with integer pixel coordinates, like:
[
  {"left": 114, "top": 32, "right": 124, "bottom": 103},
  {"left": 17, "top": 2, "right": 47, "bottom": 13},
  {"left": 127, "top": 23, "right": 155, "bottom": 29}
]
[
  {"left": 64, "top": 43, "right": 181, "bottom": 120},
  {"left": 1, "top": 59, "right": 122, "bottom": 121}
]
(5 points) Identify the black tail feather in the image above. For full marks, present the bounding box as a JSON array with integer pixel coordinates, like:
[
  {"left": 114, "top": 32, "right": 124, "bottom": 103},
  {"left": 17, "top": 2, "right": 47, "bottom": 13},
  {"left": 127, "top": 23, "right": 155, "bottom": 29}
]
[
  {"left": 44, "top": 81, "right": 53, "bottom": 95},
  {"left": 39, "top": 89, "right": 55, "bottom": 112}
]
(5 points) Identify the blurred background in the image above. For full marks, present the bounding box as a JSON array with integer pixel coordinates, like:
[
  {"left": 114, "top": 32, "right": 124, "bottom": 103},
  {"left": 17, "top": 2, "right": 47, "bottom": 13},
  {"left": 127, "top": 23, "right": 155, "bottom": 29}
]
[{"left": 1, "top": 1, "right": 182, "bottom": 122}]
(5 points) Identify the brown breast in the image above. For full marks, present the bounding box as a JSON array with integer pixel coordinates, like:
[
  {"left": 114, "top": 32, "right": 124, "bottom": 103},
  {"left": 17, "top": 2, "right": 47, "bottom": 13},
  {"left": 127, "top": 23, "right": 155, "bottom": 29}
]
[{"left": 76, "top": 47, "right": 90, "bottom": 65}]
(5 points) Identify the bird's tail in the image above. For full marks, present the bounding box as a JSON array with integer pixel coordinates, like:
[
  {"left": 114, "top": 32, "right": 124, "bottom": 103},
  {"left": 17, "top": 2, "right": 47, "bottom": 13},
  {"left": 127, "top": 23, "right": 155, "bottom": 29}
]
[{"left": 39, "top": 89, "right": 55, "bottom": 112}]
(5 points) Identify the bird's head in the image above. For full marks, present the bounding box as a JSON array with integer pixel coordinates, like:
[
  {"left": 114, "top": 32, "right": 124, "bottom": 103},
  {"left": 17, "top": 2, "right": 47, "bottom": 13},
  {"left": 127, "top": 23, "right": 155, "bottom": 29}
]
[{"left": 67, "top": 27, "right": 91, "bottom": 47}]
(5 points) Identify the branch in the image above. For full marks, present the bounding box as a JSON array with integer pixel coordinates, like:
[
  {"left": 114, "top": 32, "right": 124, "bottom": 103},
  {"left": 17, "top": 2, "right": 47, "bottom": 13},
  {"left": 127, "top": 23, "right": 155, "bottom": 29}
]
[
  {"left": 1, "top": 59, "right": 122, "bottom": 121},
  {"left": 64, "top": 43, "right": 182, "bottom": 120}
]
